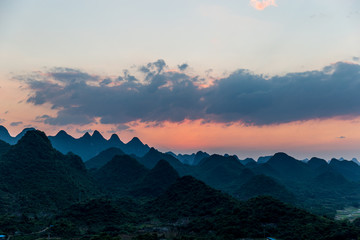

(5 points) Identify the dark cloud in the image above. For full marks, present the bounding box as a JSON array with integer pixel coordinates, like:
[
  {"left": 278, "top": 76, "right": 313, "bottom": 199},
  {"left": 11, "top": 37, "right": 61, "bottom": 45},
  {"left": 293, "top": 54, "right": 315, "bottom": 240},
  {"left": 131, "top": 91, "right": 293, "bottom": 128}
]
[
  {"left": 178, "top": 63, "right": 189, "bottom": 71},
  {"left": 35, "top": 115, "right": 51, "bottom": 122},
  {"left": 19, "top": 61, "right": 360, "bottom": 126},
  {"left": 116, "top": 124, "right": 131, "bottom": 131},
  {"left": 353, "top": 57, "right": 360, "bottom": 62},
  {"left": 337, "top": 136, "right": 346, "bottom": 139},
  {"left": 42, "top": 110, "right": 94, "bottom": 126},
  {"left": 49, "top": 67, "right": 99, "bottom": 83},
  {"left": 10, "top": 121, "right": 23, "bottom": 127},
  {"left": 100, "top": 78, "right": 112, "bottom": 86},
  {"left": 107, "top": 124, "right": 133, "bottom": 134}
]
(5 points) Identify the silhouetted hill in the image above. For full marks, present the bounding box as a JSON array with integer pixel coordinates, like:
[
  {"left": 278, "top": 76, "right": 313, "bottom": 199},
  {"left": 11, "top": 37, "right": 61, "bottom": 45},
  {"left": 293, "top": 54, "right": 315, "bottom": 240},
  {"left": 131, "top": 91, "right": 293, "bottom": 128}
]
[
  {"left": 194, "top": 154, "right": 254, "bottom": 192},
  {"left": 0, "top": 130, "right": 98, "bottom": 214},
  {"left": 50, "top": 130, "right": 118, "bottom": 160},
  {"left": 329, "top": 158, "right": 360, "bottom": 182},
  {"left": 0, "top": 140, "right": 10, "bottom": 156},
  {"left": 235, "top": 196, "right": 358, "bottom": 240},
  {"left": 264, "top": 152, "right": 310, "bottom": 180},
  {"left": 307, "top": 157, "right": 328, "bottom": 169},
  {"left": 312, "top": 171, "right": 350, "bottom": 187},
  {"left": 131, "top": 159, "right": 179, "bottom": 197},
  {"left": 0, "top": 126, "right": 35, "bottom": 144},
  {"left": 193, "top": 151, "right": 210, "bottom": 165},
  {"left": 170, "top": 151, "right": 210, "bottom": 165},
  {"left": 139, "top": 151, "right": 258, "bottom": 196},
  {"left": 139, "top": 147, "right": 189, "bottom": 175},
  {"left": 139, "top": 147, "right": 174, "bottom": 168},
  {"left": 148, "top": 176, "right": 358, "bottom": 240},
  {"left": 15, "top": 127, "right": 36, "bottom": 142},
  {"left": 49, "top": 130, "right": 77, "bottom": 155},
  {"left": 148, "top": 175, "right": 236, "bottom": 221},
  {"left": 174, "top": 152, "right": 195, "bottom": 165},
  {"left": 251, "top": 162, "right": 280, "bottom": 177},
  {"left": 85, "top": 147, "right": 125, "bottom": 169},
  {"left": 185, "top": 195, "right": 359, "bottom": 240},
  {"left": 54, "top": 198, "right": 139, "bottom": 235},
  {"left": 95, "top": 155, "right": 148, "bottom": 194},
  {"left": 198, "top": 154, "right": 244, "bottom": 170},
  {"left": 306, "top": 157, "right": 335, "bottom": 177},
  {"left": 108, "top": 133, "right": 121, "bottom": 145},
  {"left": 49, "top": 130, "right": 150, "bottom": 161},
  {"left": 239, "top": 157, "right": 256, "bottom": 165},
  {"left": 236, "top": 174, "right": 296, "bottom": 203},
  {"left": 0, "top": 126, "right": 13, "bottom": 144},
  {"left": 124, "top": 137, "right": 150, "bottom": 157},
  {"left": 257, "top": 155, "right": 272, "bottom": 163}
]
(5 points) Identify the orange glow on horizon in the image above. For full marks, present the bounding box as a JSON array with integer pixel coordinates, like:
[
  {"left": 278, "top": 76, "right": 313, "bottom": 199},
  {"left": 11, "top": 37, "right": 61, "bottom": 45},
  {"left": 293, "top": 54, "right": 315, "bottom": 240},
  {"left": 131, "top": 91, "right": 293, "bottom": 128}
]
[
  {"left": 38, "top": 117, "right": 358, "bottom": 160},
  {"left": 1, "top": 78, "right": 360, "bottom": 160},
  {"left": 1, "top": 115, "right": 360, "bottom": 160}
]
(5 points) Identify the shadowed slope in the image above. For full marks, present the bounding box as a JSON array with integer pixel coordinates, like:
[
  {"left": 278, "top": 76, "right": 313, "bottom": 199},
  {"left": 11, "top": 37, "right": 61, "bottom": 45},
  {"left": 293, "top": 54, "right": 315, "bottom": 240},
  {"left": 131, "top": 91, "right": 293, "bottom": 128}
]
[{"left": 0, "top": 130, "right": 98, "bottom": 213}]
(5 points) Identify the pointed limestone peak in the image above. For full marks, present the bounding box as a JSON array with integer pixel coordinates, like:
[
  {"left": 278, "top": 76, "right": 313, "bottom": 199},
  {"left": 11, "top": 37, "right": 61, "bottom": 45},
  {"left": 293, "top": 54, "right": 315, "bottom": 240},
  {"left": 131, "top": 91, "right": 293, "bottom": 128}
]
[
  {"left": 152, "top": 159, "right": 179, "bottom": 176},
  {"left": 109, "top": 133, "right": 120, "bottom": 141},
  {"left": 15, "top": 127, "right": 36, "bottom": 141},
  {"left": 108, "top": 133, "right": 124, "bottom": 145},
  {"left": 92, "top": 130, "right": 106, "bottom": 141},
  {"left": 144, "top": 147, "right": 161, "bottom": 157},
  {"left": 16, "top": 130, "right": 52, "bottom": 150},
  {"left": 0, "top": 125, "right": 14, "bottom": 144},
  {"left": 127, "top": 136, "right": 144, "bottom": 146},
  {"left": 56, "top": 130, "right": 68, "bottom": 137},
  {"left": 0, "top": 125, "right": 10, "bottom": 136},
  {"left": 80, "top": 132, "right": 92, "bottom": 141},
  {"left": 268, "top": 152, "right": 298, "bottom": 163},
  {"left": 55, "top": 130, "right": 74, "bottom": 140}
]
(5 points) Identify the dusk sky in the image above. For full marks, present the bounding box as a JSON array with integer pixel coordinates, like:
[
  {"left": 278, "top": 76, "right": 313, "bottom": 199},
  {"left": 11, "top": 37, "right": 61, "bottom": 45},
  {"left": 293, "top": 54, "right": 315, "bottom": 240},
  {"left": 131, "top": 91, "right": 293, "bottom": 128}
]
[{"left": 1, "top": 0, "right": 360, "bottom": 160}]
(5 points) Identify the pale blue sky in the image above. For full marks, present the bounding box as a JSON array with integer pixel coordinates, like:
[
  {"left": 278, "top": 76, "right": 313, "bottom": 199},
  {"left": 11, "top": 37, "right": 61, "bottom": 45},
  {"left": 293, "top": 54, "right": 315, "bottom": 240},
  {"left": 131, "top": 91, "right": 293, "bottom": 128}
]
[{"left": 1, "top": 0, "right": 359, "bottom": 75}]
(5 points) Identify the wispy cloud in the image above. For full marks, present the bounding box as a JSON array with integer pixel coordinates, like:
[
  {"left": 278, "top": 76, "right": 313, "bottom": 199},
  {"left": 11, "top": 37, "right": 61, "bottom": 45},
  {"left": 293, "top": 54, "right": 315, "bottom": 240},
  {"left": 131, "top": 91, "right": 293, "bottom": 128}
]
[
  {"left": 10, "top": 121, "right": 23, "bottom": 127},
  {"left": 17, "top": 60, "right": 360, "bottom": 126},
  {"left": 250, "top": 0, "right": 277, "bottom": 11},
  {"left": 107, "top": 124, "right": 133, "bottom": 134},
  {"left": 76, "top": 129, "right": 93, "bottom": 134}
]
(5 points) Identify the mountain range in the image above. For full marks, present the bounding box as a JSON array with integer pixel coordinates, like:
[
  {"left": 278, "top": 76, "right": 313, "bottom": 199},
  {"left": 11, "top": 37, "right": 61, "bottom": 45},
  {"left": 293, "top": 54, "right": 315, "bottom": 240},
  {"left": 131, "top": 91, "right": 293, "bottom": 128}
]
[
  {"left": 2, "top": 126, "right": 360, "bottom": 217},
  {"left": 2, "top": 125, "right": 359, "bottom": 165},
  {"left": 1, "top": 128, "right": 360, "bottom": 239}
]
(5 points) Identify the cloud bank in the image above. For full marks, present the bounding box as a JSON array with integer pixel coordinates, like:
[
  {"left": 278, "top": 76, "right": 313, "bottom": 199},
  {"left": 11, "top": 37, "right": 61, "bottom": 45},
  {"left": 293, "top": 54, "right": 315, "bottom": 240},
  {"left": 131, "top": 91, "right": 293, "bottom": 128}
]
[
  {"left": 250, "top": 0, "right": 277, "bottom": 10},
  {"left": 17, "top": 61, "right": 360, "bottom": 126}
]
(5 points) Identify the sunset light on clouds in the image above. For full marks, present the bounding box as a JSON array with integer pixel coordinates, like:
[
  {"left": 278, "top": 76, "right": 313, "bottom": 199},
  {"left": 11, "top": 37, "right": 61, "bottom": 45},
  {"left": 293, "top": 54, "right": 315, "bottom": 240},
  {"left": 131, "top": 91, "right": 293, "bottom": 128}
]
[
  {"left": 1, "top": 0, "right": 360, "bottom": 160},
  {"left": 250, "top": 0, "right": 277, "bottom": 10}
]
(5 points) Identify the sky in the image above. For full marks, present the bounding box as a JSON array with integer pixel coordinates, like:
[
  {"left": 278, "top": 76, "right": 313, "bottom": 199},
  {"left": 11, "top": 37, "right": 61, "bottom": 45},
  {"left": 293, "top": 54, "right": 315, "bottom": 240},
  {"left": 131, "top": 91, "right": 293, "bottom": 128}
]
[{"left": 1, "top": 0, "right": 360, "bottom": 160}]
